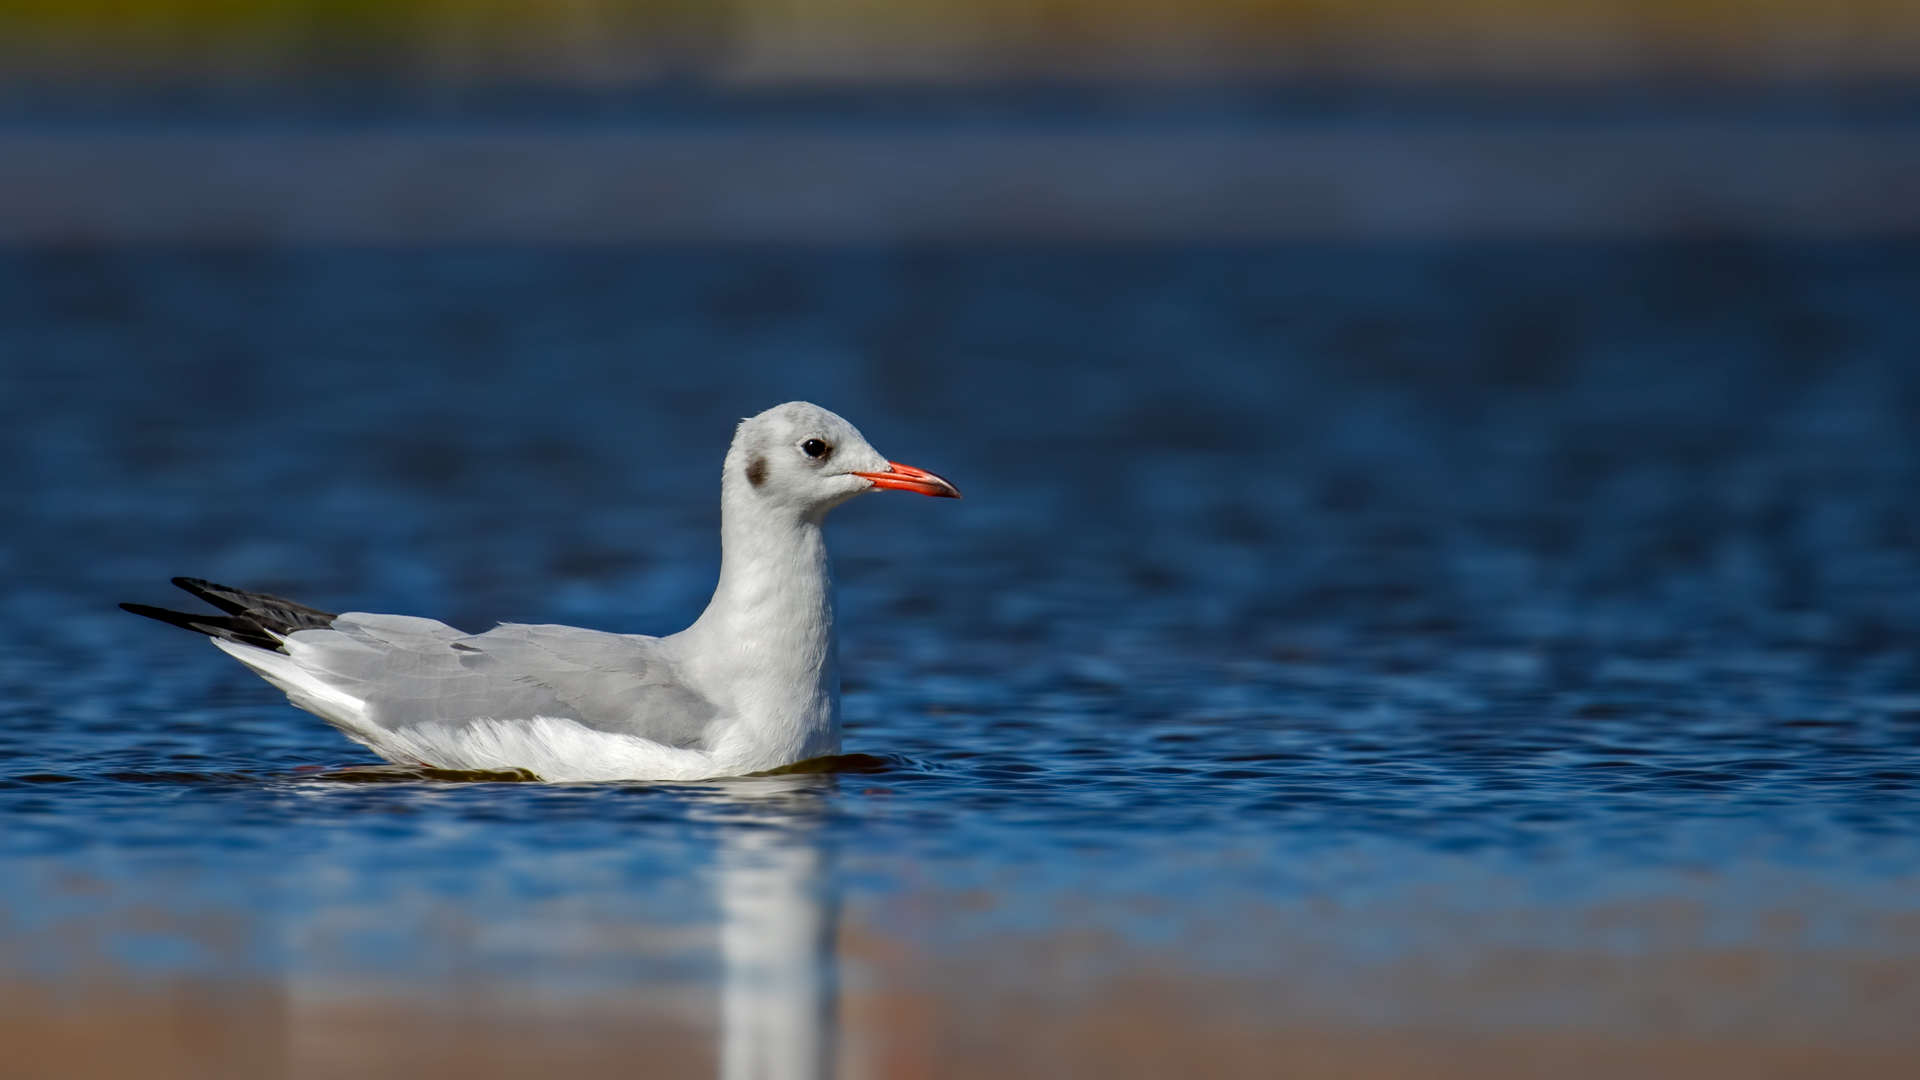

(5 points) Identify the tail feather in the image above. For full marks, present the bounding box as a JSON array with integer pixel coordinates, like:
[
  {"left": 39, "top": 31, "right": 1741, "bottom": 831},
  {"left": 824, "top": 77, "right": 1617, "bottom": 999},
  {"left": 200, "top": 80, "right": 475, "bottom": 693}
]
[{"left": 120, "top": 577, "right": 340, "bottom": 651}]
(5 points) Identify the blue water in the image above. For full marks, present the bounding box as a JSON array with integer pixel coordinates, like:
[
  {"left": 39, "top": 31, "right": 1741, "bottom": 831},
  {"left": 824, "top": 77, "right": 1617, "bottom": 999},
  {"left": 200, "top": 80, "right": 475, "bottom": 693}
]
[{"left": 3, "top": 245, "right": 1919, "bottom": 1057}]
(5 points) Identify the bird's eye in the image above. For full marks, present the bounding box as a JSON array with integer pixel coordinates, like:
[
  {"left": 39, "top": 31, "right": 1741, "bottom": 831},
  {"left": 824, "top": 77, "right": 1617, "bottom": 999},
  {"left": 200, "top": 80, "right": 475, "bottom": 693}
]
[{"left": 801, "top": 438, "right": 831, "bottom": 459}]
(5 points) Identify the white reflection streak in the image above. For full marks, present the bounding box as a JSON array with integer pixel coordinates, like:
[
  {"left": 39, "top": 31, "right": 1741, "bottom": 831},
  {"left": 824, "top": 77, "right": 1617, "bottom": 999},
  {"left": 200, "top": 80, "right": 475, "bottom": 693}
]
[{"left": 716, "top": 785, "right": 836, "bottom": 1080}]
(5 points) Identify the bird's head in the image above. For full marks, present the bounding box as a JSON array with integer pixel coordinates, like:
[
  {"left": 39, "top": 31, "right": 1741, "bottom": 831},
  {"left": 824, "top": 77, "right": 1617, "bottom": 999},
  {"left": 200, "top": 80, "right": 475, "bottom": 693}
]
[{"left": 724, "top": 401, "right": 960, "bottom": 520}]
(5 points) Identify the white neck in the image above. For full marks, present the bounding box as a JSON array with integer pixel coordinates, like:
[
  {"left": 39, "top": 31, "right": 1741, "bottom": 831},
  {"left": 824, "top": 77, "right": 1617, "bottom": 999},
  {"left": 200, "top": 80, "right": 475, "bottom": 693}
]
[{"left": 676, "top": 480, "right": 841, "bottom": 769}]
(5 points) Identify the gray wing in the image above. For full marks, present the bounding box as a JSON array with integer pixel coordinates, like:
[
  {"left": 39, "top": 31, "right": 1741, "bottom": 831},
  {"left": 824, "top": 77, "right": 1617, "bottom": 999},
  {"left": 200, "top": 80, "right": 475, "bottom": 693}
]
[{"left": 284, "top": 614, "right": 718, "bottom": 750}]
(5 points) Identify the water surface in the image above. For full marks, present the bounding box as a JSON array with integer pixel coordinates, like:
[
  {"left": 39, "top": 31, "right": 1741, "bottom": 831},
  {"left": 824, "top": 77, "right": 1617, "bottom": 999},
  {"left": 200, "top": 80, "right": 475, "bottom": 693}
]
[{"left": 3, "top": 243, "right": 1919, "bottom": 1078}]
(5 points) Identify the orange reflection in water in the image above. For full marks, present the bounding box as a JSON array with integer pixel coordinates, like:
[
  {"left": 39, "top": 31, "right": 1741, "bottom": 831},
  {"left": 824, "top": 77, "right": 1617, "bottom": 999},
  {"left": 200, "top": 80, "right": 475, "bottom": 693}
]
[{"left": 7, "top": 890, "right": 1918, "bottom": 1080}]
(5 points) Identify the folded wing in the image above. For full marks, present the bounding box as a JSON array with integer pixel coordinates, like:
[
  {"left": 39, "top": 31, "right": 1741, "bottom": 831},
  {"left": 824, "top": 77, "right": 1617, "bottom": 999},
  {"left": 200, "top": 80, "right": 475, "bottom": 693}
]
[{"left": 279, "top": 615, "right": 718, "bottom": 751}]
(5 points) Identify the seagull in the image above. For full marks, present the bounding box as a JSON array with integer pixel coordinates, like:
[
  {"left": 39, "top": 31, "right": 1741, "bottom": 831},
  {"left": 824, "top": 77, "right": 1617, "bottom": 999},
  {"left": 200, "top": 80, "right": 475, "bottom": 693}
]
[{"left": 121, "top": 402, "right": 959, "bottom": 782}]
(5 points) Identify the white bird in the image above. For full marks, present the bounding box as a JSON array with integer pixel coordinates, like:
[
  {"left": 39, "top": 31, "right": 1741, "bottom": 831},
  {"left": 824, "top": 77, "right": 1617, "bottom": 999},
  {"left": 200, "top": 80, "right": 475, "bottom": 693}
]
[{"left": 122, "top": 401, "right": 959, "bottom": 782}]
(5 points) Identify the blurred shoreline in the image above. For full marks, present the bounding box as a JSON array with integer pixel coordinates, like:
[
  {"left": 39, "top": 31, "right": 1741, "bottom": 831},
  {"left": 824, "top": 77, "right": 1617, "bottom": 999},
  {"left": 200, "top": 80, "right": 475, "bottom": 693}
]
[{"left": 5, "top": 0, "right": 1920, "bottom": 87}]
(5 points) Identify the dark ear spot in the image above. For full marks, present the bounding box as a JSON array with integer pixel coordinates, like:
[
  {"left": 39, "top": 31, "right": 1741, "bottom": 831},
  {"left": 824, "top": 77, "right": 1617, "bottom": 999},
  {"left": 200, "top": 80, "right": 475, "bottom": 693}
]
[{"left": 745, "top": 456, "right": 769, "bottom": 488}]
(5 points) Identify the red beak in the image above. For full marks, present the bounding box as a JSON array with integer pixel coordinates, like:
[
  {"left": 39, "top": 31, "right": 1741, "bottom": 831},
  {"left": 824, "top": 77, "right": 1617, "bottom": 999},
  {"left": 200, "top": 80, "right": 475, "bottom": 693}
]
[{"left": 852, "top": 461, "right": 962, "bottom": 498}]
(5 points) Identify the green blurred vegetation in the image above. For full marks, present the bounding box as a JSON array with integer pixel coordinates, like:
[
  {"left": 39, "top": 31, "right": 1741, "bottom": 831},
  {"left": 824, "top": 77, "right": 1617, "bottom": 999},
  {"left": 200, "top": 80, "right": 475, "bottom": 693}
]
[{"left": 1, "top": 0, "right": 1916, "bottom": 83}]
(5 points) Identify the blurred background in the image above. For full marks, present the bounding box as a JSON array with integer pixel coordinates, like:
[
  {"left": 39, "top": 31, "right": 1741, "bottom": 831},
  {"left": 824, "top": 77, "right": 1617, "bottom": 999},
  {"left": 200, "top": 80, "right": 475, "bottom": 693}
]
[
  {"left": 3, "top": 1, "right": 1920, "bottom": 243},
  {"left": 5, "top": 0, "right": 1920, "bottom": 85},
  {"left": 3, "top": 3, "right": 1920, "bottom": 1080}
]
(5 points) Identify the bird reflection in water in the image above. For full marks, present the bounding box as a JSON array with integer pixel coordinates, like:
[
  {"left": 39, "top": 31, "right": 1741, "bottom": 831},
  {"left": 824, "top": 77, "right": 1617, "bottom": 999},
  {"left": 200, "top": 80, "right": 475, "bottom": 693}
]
[{"left": 703, "top": 774, "right": 839, "bottom": 1080}]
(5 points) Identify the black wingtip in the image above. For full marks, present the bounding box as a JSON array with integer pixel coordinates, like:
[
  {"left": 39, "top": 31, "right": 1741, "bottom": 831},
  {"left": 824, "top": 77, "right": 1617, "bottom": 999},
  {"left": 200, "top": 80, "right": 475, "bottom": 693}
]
[
  {"left": 172, "top": 576, "right": 247, "bottom": 615},
  {"left": 121, "top": 601, "right": 285, "bottom": 650},
  {"left": 121, "top": 602, "right": 175, "bottom": 619},
  {"left": 168, "top": 576, "right": 339, "bottom": 624},
  {"left": 126, "top": 576, "right": 341, "bottom": 651}
]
